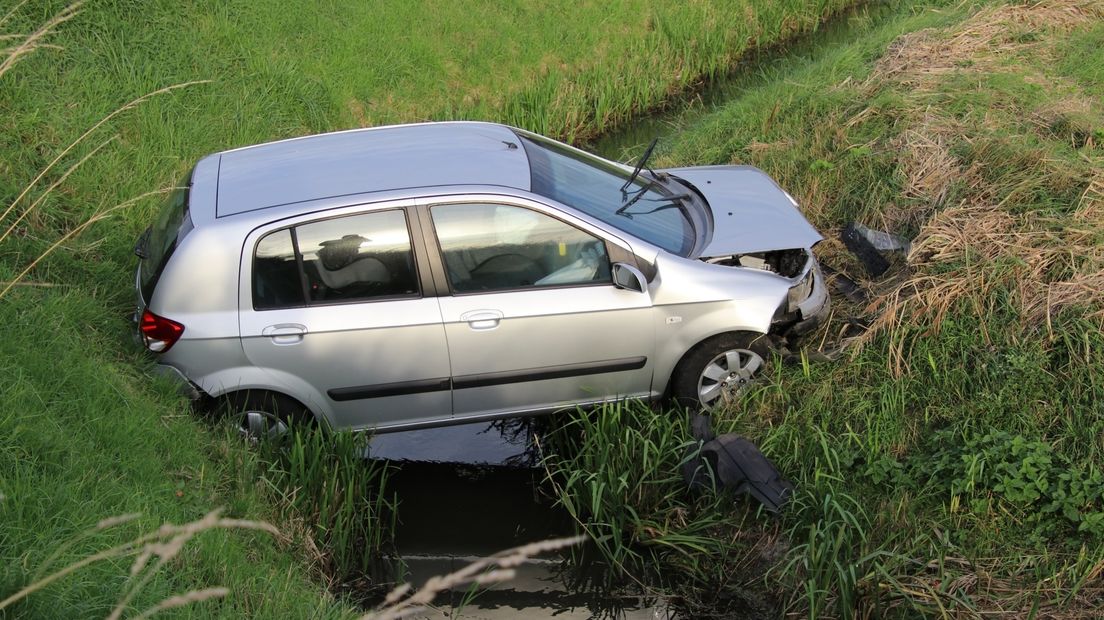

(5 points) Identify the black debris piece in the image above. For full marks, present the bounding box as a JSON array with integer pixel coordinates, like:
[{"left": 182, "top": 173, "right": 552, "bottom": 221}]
[
  {"left": 840, "top": 223, "right": 890, "bottom": 277},
  {"left": 852, "top": 222, "right": 912, "bottom": 253},
  {"left": 683, "top": 413, "right": 794, "bottom": 513},
  {"left": 821, "top": 263, "right": 868, "bottom": 303}
]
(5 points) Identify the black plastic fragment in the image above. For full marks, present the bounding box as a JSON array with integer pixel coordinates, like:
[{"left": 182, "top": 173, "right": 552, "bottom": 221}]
[
  {"left": 840, "top": 223, "right": 889, "bottom": 277},
  {"left": 683, "top": 413, "right": 793, "bottom": 513},
  {"left": 821, "top": 262, "right": 868, "bottom": 303}
]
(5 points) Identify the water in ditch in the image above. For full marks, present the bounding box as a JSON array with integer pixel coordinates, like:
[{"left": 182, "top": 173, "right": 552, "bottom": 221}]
[
  {"left": 366, "top": 418, "right": 668, "bottom": 619},
  {"left": 359, "top": 3, "right": 900, "bottom": 617}
]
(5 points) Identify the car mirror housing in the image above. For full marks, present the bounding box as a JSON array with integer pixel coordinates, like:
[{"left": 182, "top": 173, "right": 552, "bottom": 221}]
[{"left": 612, "top": 262, "right": 648, "bottom": 293}]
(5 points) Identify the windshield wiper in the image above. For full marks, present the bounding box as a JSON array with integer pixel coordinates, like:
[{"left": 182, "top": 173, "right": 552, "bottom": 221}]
[
  {"left": 620, "top": 137, "right": 659, "bottom": 194},
  {"left": 616, "top": 193, "right": 691, "bottom": 219}
]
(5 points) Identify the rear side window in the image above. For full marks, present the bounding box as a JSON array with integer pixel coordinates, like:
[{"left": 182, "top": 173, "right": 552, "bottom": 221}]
[
  {"left": 139, "top": 175, "right": 194, "bottom": 302},
  {"left": 252, "top": 209, "right": 418, "bottom": 310}
]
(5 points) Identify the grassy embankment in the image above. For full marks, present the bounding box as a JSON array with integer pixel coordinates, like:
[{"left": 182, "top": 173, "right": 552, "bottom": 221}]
[
  {"left": 0, "top": 0, "right": 862, "bottom": 616},
  {"left": 541, "top": 0, "right": 1104, "bottom": 617}
]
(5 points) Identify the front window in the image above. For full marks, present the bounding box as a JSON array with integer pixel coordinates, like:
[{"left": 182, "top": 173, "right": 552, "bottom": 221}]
[
  {"left": 517, "top": 132, "right": 693, "bottom": 255},
  {"left": 430, "top": 203, "right": 611, "bottom": 293}
]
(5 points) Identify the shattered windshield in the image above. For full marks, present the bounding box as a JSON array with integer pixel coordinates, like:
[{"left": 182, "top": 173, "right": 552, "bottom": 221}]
[{"left": 517, "top": 132, "right": 694, "bottom": 255}]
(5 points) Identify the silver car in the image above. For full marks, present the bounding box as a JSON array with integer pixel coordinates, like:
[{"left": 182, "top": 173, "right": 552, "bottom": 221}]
[{"left": 134, "top": 121, "right": 828, "bottom": 435}]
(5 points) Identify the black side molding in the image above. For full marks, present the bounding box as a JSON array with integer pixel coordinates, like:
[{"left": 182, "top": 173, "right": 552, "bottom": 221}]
[
  {"left": 453, "top": 356, "right": 647, "bottom": 390},
  {"left": 328, "top": 377, "right": 451, "bottom": 402},
  {"left": 326, "top": 357, "right": 648, "bottom": 402}
]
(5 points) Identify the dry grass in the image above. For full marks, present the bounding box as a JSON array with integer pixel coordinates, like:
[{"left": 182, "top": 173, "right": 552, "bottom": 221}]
[
  {"left": 0, "top": 1, "right": 82, "bottom": 79},
  {"left": 871, "top": 554, "right": 1104, "bottom": 619},
  {"left": 836, "top": 0, "right": 1104, "bottom": 373},
  {"left": 868, "top": 1, "right": 1104, "bottom": 90}
]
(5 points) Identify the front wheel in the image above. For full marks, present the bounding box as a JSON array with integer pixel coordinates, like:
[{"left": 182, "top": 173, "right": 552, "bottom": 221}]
[{"left": 670, "top": 333, "right": 771, "bottom": 411}]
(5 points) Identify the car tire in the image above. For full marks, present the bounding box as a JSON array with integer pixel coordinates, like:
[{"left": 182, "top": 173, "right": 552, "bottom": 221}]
[
  {"left": 671, "top": 332, "right": 771, "bottom": 412},
  {"left": 221, "top": 391, "right": 311, "bottom": 442}
]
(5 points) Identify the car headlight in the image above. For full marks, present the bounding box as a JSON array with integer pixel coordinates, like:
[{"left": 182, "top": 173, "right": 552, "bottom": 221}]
[{"left": 786, "top": 267, "right": 815, "bottom": 312}]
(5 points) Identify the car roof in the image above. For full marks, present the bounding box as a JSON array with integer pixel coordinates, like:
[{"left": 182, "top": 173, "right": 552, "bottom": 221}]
[{"left": 211, "top": 122, "right": 532, "bottom": 218}]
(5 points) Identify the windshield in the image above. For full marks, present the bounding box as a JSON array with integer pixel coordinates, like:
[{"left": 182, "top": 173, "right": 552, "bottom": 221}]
[
  {"left": 139, "top": 172, "right": 194, "bottom": 302},
  {"left": 517, "top": 132, "right": 694, "bottom": 255}
]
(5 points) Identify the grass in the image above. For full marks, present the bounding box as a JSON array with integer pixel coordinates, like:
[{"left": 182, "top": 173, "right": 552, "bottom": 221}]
[
  {"left": 0, "top": 291, "right": 352, "bottom": 618},
  {"left": 0, "top": 0, "right": 870, "bottom": 616},
  {"left": 541, "top": 0, "right": 1104, "bottom": 616},
  {"left": 258, "top": 426, "right": 397, "bottom": 585},
  {"left": 5, "top": 0, "right": 1102, "bottom": 617},
  {"left": 528, "top": 1, "right": 1104, "bottom": 617}
]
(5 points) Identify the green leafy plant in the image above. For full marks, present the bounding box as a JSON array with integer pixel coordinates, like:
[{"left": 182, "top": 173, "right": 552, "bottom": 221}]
[{"left": 923, "top": 429, "right": 1104, "bottom": 540}]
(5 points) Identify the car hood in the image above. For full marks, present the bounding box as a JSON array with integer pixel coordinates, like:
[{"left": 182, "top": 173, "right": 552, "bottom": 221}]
[{"left": 664, "top": 165, "right": 823, "bottom": 256}]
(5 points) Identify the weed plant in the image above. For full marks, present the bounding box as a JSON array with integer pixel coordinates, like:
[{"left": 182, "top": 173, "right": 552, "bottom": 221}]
[{"left": 539, "top": 401, "right": 784, "bottom": 612}]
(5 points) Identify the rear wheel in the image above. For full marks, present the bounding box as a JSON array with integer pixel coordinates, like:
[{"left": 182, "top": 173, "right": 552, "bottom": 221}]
[
  {"left": 671, "top": 332, "right": 771, "bottom": 411},
  {"left": 221, "top": 391, "right": 311, "bottom": 442}
]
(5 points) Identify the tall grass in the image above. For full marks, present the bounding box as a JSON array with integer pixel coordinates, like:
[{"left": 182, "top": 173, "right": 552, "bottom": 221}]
[
  {"left": 655, "top": 0, "right": 1104, "bottom": 615},
  {"left": 538, "top": 401, "right": 778, "bottom": 607},
  {"left": 258, "top": 426, "right": 396, "bottom": 584},
  {"left": 1, "top": 0, "right": 880, "bottom": 615}
]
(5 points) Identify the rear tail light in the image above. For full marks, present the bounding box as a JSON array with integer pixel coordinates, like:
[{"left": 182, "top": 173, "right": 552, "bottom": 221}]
[{"left": 140, "top": 309, "right": 184, "bottom": 353}]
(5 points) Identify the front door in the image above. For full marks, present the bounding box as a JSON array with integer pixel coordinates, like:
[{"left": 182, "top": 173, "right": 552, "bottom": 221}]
[
  {"left": 240, "top": 207, "right": 451, "bottom": 430},
  {"left": 425, "top": 201, "right": 654, "bottom": 418}
]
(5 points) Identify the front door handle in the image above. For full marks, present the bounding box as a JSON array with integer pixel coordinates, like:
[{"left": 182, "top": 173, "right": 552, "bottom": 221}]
[
  {"left": 262, "top": 323, "right": 307, "bottom": 345},
  {"left": 459, "top": 310, "right": 503, "bottom": 331}
]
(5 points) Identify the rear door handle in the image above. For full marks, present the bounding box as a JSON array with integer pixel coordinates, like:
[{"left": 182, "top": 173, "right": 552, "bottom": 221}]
[
  {"left": 459, "top": 310, "right": 503, "bottom": 331},
  {"left": 262, "top": 323, "right": 307, "bottom": 344}
]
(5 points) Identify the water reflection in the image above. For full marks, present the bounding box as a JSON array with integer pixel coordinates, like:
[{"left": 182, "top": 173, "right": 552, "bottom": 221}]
[
  {"left": 364, "top": 417, "right": 668, "bottom": 618},
  {"left": 366, "top": 417, "right": 542, "bottom": 466}
]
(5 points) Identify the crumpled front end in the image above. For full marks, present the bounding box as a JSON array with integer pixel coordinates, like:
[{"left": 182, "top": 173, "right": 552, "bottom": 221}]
[{"left": 703, "top": 247, "right": 830, "bottom": 338}]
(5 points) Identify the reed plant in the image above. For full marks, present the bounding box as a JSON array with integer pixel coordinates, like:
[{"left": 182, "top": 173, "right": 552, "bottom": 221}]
[
  {"left": 538, "top": 401, "right": 777, "bottom": 596},
  {"left": 257, "top": 426, "right": 397, "bottom": 583}
]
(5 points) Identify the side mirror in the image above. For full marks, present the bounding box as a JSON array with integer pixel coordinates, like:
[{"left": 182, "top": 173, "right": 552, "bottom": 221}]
[{"left": 612, "top": 262, "right": 648, "bottom": 293}]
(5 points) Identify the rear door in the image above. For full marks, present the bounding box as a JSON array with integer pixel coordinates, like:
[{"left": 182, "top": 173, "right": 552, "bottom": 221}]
[
  {"left": 421, "top": 198, "right": 655, "bottom": 418},
  {"left": 239, "top": 203, "right": 452, "bottom": 430}
]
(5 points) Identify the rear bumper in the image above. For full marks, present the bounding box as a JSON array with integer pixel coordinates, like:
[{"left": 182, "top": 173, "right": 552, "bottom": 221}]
[{"left": 152, "top": 363, "right": 204, "bottom": 400}]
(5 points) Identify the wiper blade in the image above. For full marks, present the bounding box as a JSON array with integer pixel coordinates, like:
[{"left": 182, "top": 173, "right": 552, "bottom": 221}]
[
  {"left": 615, "top": 182, "right": 652, "bottom": 216},
  {"left": 616, "top": 193, "right": 691, "bottom": 219},
  {"left": 619, "top": 137, "right": 659, "bottom": 194}
]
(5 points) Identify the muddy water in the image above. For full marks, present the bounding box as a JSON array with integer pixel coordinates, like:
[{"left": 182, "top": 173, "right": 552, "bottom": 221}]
[
  {"left": 367, "top": 419, "right": 668, "bottom": 618},
  {"left": 360, "top": 4, "right": 898, "bottom": 617}
]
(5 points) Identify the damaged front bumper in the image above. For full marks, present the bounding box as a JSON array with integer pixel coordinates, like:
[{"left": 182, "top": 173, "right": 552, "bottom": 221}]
[{"left": 772, "top": 260, "right": 831, "bottom": 338}]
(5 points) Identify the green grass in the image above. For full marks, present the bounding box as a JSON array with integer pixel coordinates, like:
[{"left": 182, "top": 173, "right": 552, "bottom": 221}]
[
  {"left": 539, "top": 1, "right": 1104, "bottom": 617},
  {"left": 6, "top": 0, "right": 1102, "bottom": 617},
  {"left": 0, "top": 291, "right": 351, "bottom": 618},
  {"left": 0, "top": 0, "right": 870, "bottom": 616}
]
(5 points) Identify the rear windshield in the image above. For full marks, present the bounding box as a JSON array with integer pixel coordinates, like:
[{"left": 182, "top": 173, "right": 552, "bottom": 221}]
[{"left": 139, "top": 172, "right": 194, "bottom": 302}]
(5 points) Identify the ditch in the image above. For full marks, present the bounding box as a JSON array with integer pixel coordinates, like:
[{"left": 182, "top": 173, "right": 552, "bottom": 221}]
[{"left": 348, "top": 3, "right": 903, "bottom": 617}]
